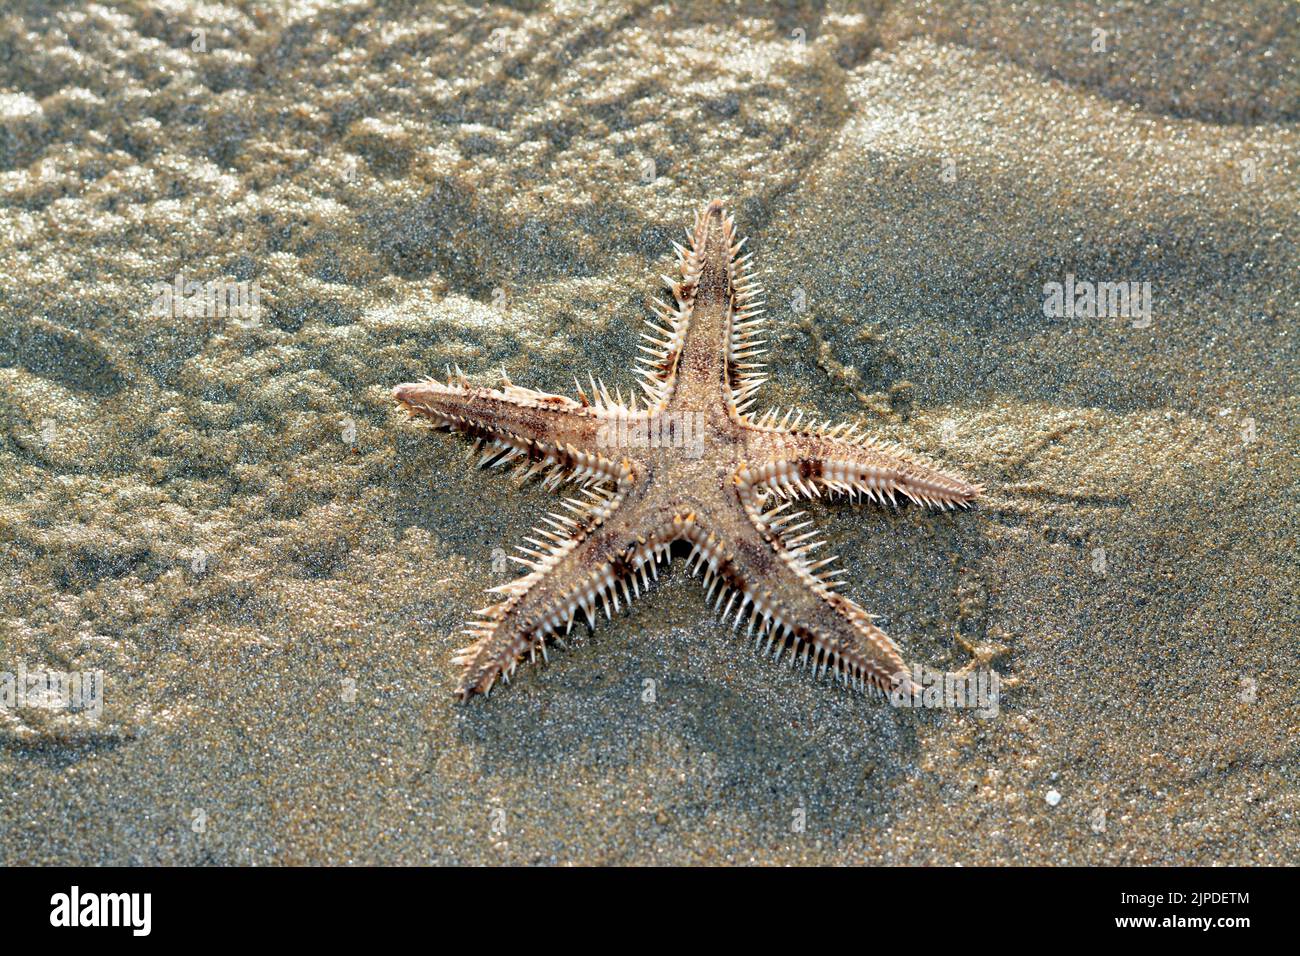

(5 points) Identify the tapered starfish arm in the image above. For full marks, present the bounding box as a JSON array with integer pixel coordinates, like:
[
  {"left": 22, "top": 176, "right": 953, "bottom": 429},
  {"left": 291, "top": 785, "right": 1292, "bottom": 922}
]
[
  {"left": 678, "top": 477, "right": 916, "bottom": 694},
  {"left": 741, "top": 417, "right": 982, "bottom": 509},
  {"left": 393, "top": 374, "right": 631, "bottom": 486},
  {"left": 450, "top": 463, "right": 681, "bottom": 698},
  {"left": 645, "top": 200, "right": 766, "bottom": 413}
]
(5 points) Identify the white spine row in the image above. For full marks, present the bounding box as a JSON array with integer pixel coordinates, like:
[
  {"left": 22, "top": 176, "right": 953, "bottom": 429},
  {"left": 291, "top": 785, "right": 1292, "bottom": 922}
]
[{"left": 725, "top": 221, "right": 768, "bottom": 416}]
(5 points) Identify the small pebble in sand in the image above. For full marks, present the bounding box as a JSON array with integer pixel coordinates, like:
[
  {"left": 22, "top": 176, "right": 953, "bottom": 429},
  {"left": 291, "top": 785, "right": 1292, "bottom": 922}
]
[{"left": 1046, "top": 790, "right": 1062, "bottom": 807}]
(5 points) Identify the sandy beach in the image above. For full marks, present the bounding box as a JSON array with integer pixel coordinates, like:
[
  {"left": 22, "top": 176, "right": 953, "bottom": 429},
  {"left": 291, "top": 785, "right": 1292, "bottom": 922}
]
[{"left": 0, "top": 1, "right": 1296, "bottom": 864}]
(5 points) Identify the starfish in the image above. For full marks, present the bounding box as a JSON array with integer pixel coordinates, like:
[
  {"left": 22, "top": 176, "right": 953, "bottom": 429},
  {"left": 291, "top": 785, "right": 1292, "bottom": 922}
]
[{"left": 394, "top": 200, "right": 982, "bottom": 700}]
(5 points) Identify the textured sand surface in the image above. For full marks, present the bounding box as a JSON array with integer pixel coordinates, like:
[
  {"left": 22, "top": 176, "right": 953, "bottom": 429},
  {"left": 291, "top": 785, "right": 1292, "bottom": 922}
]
[{"left": 0, "top": 1, "right": 1296, "bottom": 864}]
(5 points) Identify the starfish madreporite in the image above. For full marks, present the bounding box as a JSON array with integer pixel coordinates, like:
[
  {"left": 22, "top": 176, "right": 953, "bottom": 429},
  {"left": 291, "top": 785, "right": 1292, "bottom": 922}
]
[{"left": 394, "top": 200, "right": 982, "bottom": 700}]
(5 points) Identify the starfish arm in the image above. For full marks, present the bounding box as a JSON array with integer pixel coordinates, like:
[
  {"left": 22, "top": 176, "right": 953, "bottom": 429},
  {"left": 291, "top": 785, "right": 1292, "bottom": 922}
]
[
  {"left": 678, "top": 476, "right": 917, "bottom": 694},
  {"left": 394, "top": 372, "right": 639, "bottom": 487},
  {"left": 450, "top": 465, "right": 684, "bottom": 699},
  {"left": 646, "top": 201, "right": 766, "bottom": 414},
  {"left": 742, "top": 416, "right": 982, "bottom": 509}
]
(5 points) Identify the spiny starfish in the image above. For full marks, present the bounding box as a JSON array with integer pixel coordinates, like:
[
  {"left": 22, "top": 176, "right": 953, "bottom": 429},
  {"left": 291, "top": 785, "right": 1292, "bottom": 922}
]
[{"left": 394, "top": 200, "right": 982, "bottom": 700}]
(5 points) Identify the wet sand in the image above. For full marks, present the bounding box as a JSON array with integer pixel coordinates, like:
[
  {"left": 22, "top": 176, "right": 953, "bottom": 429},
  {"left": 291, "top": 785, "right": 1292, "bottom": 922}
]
[{"left": 0, "top": 2, "right": 1296, "bottom": 864}]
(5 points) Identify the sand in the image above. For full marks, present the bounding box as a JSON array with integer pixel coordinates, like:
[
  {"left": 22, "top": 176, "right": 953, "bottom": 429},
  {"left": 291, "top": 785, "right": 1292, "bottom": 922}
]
[{"left": 0, "top": 1, "right": 1296, "bottom": 864}]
